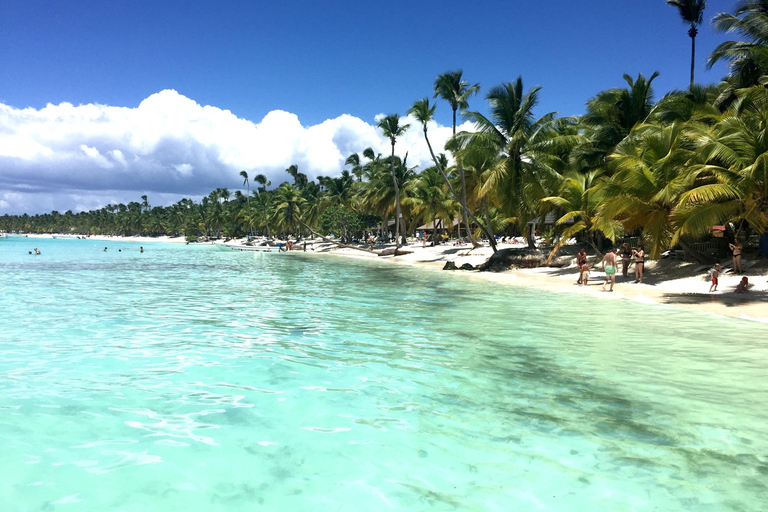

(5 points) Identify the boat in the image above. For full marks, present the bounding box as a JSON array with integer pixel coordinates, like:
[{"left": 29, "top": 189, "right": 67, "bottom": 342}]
[
  {"left": 214, "top": 241, "right": 284, "bottom": 252},
  {"left": 52, "top": 234, "right": 82, "bottom": 239}
]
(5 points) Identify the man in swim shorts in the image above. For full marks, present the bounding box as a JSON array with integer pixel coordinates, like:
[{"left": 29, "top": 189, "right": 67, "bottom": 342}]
[{"left": 602, "top": 248, "right": 618, "bottom": 292}]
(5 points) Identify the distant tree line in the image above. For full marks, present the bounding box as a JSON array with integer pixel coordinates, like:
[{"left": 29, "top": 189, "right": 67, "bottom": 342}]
[{"left": 3, "top": 2, "right": 768, "bottom": 261}]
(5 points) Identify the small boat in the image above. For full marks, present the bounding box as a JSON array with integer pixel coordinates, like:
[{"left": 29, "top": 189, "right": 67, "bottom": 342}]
[
  {"left": 214, "top": 241, "right": 284, "bottom": 252},
  {"left": 52, "top": 234, "right": 81, "bottom": 239}
]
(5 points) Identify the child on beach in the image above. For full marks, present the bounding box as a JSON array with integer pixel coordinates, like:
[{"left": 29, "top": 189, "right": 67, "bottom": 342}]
[
  {"left": 581, "top": 262, "right": 590, "bottom": 286},
  {"left": 735, "top": 276, "right": 749, "bottom": 293},
  {"left": 709, "top": 263, "right": 721, "bottom": 292}
]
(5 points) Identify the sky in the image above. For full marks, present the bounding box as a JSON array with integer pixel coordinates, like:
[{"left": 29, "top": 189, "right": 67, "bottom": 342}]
[{"left": 0, "top": 0, "right": 738, "bottom": 215}]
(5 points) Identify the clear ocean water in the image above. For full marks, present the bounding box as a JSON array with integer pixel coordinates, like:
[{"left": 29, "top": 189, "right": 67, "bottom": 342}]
[{"left": 1, "top": 236, "right": 766, "bottom": 511}]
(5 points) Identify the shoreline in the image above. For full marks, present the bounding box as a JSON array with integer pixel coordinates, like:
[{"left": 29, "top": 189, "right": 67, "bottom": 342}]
[
  {"left": 15, "top": 234, "right": 767, "bottom": 323},
  {"left": 299, "top": 241, "right": 768, "bottom": 324}
]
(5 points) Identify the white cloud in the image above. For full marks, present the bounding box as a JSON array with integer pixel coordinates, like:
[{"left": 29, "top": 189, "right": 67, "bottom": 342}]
[{"left": 0, "top": 90, "right": 461, "bottom": 215}]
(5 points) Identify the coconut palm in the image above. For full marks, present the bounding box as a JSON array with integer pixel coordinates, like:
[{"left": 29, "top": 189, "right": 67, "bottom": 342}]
[
  {"left": 253, "top": 173, "right": 272, "bottom": 238},
  {"left": 708, "top": 0, "right": 768, "bottom": 89},
  {"left": 272, "top": 183, "right": 306, "bottom": 236},
  {"left": 240, "top": 170, "right": 254, "bottom": 237},
  {"left": 676, "top": 92, "right": 768, "bottom": 241},
  {"left": 666, "top": 0, "right": 707, "bottom": 88},
  {"left": 408, "top": 97, "right": 498, "bottom": 251},
  {"left": 542, "top": 170, "right": 618, "bottom": 261},
  {"left": 596, "top": 121, "right": 698, "bottom": 259},
  {"left": 345, "top": 153, "right": 364, "bottom": 182},
  {"left": 377, "top": 114, "right": 410, "bottom": 249},
  {"left": 460, "top": 77, "right": 561, "bottom": 248},
  {"left": 404, "top": 166, "right": 454, "bottom": 246},
  {"left": 434, "top": 70, "right": 481, "bottom": 245}
]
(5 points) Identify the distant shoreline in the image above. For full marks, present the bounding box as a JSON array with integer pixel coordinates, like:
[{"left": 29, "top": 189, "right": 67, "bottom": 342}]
[{"left": 15, "top": 234, "right": 768, "bottom": 323}]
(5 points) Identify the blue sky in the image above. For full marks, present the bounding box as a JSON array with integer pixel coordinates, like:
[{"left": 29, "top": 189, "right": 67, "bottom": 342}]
[{"left": 0, "top": 0, "right": 739, "bottom": 214}]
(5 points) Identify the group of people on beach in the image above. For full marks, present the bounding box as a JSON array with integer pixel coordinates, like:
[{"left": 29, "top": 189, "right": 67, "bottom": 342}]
[
  {"left": 578, "top": 238, "right": 752, "bottom": 294},
  {"left": 577, "top": 243, "right": 644, "bottom": 292},
  {"left": 709, "top": 238, "right": 749, "bottom": 293}
]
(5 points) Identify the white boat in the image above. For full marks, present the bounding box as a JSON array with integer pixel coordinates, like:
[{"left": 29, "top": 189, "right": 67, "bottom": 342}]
[
  {"left": 214, "top": 242, "right": 284, "bottom": 252},
  {"left": 52, "top": 234, "right": 81, "bottom": 239}
]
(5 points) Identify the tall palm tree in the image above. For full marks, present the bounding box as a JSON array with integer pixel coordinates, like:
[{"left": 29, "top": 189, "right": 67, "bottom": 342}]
[
  {"left": 408, "top": 97, "right": 497, "bottom": 251},
  {"left": 460, "top": 77, "right": 561, "bottom": 248},
  {"left": 434, "top": 70, "right": 480, "bottom": 245},
  {"left": 377, "top": 114, "right": 410, "bottom": 249},
  {"left": 240, "top": 170, "right": 254, "bottom": 237},
  {"left": 666, "top": 0, "right": 707, "bottom": 88},
  {"left": 253, "top": 173, "right": 272, "bottom": 238}
]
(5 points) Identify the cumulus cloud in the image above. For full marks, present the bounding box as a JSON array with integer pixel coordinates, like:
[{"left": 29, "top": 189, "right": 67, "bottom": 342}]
[{"left": 0, "top": 90, "right": 463, "bottom": 215}]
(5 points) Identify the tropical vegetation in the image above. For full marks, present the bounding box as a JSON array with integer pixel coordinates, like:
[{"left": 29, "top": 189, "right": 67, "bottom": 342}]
[{"left": 3, "top": 2, "right": 768, "bottom": 263}]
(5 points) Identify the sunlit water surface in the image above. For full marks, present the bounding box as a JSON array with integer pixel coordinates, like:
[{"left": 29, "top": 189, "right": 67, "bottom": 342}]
[{"left": 1, "top": 237, "right": 766, "bottom": 511}]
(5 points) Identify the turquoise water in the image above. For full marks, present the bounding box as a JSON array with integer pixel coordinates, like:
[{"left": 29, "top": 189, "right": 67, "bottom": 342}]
[{"left": 1, "top": 237, "right": 767, "bottom": 511}]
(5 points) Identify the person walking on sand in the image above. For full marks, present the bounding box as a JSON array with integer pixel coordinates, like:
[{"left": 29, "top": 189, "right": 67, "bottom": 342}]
[
  {"left": 729, "top": 238, "right": 743, "bottom": 274},
  {"left": 632, "top": 244, "right": 645, "bottom": 283},
  {"left": 581, "top": 261, "right": 590, "bottom": 286},
  {"left": 619, "top": 242, "right": 631, "bottom": 277},
  {"left": 576, "top": 248, "right": 588, "bottom": 284},
  {"left": 709, "top": 263, "right": 721, "bottom": 292},
  {"left": 602, "top": 248, "right": 618, "bottom": 292}
]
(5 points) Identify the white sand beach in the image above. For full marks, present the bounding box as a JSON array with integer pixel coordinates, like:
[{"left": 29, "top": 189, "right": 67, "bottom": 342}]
[{"left": 301, "top": 240, "right": 768, "bottom": 324}]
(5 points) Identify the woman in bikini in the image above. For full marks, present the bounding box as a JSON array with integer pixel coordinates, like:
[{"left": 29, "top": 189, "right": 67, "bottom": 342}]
[
  {"left": 729, "top": 238, "right": 743, "bottom": 274},
  {"left": 576, "top": 248, "right": 588, "bottom": 284},
  {"left": 620, "top": 242, "right": 631, "bottom": 277},
  {"left": 632, "top": 244, "right": 645, "bottom": 283}
]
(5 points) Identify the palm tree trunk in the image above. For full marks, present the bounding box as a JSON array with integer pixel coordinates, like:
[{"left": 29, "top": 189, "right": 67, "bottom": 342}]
[
  {"left": 390, "top": 142, "right": 402, "bottom": 251},
  {"left": 690, "top": 28, "right": 696, "bottom": 88},
  {"left": 482, "top": 197, "right": 495, "bottom": 242},
  {"left": 422, "top": 126, "right": 497, "bottom": 252},
  {"left": 453, "top": 108, "right": 478, "bottom": 249}
]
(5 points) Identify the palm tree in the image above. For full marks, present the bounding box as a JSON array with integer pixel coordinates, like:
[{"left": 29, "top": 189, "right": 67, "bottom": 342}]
[
  {"left": 404, "top": 166, "right": 454, "bottom": 246},
  {"left": 460, "top": 77, "right": 561, "bottom": 248},
  {"left": 542, "top": 170, "right": 617, "bottom": 261},
  {"left": 272, "top": 183, "right": 306, "bottom": 236},
  {"left": 408, "top": 97, "right": 498, "bottom": 251},
  {"left": 434, "top": 70, "right": 480, "bottom": 245},
  {"left": 240, "top": 170, "right": 254, "bottom": 237},
  {"left": 377, "top": 114, "right": 410, "bottom": 249},
  {"left": 677, "top": 93, "right": 768, "bottom": 241},
  {"left": 708, "top": 0, "right": 768, "bottom": 90},
  {"left": 253, "top": 173, "right": 272, "bottom": 238},
  {"left": 345, "top": 153, "right": 364, "bottom": 182},
  {"left": 666, "top": 0, "right": 707, "bottom": 88},
  {"left": 597, "top": 121, "right": 697, "bottom": 259}
]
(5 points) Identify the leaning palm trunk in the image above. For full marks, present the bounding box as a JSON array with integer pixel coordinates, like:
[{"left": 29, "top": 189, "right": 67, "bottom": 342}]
[
  {"left": 421, "top": 127, "right": 497, "bottom": 252},
  {"left": 296, "top": 218, "right": 376, "bottom": 254},
  {"left": 482, "top": 197, "right": 495, "bottom": 243},
  {"left": 389, "top": 144, "right": 403, "bottom": 252}
]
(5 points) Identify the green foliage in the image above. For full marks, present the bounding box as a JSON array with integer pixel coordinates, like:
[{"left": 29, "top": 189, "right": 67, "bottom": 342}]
[{"left": 318, "top": 206, "right": 363, "bottom": 240}]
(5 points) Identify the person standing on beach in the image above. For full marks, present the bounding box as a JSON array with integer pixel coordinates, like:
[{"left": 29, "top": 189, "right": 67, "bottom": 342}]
[
  {"left": 729, "top": 238, "right": 743, "bottom": 274},
  {"left": 710, "top": 263, "right": 721, "bottom": 292},
  {"left": 576, "top": 248, "right": 588, "bottom": 284},
  {"left": 632, "top": 244, "right": 645, "bottom": 283},
  {"left": 602, "top": 249, "right": 617, "bottom": 292},
  {"left": 619, "top": 243, "right": 631, "bottom": 277}
]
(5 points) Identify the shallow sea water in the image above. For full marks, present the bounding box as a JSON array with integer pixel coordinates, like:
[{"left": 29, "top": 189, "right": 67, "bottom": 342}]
[{"left": 1, "top": 237, "right": 767, "bottom": 511}]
